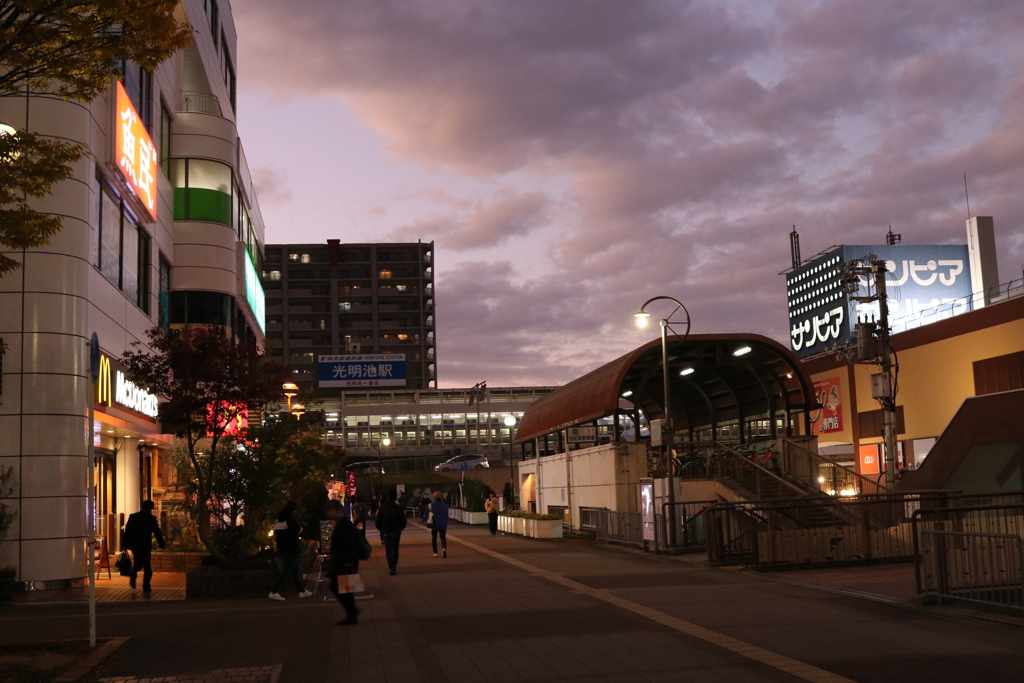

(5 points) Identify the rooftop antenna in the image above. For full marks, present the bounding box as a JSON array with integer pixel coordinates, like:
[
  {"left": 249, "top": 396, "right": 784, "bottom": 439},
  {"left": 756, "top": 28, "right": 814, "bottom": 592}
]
[
  {"left": 885, "top": 225, "right": 901, "bottom": 246},
  {"left": 790, "top": 226, "right": 801, "bottom": 269},
  {"left": 964, "top": 171, "right": 972, "bottom": 220}
]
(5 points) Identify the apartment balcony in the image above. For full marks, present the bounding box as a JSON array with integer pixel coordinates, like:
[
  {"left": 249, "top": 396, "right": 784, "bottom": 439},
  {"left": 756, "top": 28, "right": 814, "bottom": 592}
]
[{"left": 179, "top": 91, "right": 222, "bottom": 116}]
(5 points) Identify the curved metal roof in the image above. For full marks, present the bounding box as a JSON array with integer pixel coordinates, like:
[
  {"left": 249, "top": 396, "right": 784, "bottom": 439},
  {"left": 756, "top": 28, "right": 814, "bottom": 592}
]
[{"left": 516, "top": 333, "right": 816, "bottom": 444}]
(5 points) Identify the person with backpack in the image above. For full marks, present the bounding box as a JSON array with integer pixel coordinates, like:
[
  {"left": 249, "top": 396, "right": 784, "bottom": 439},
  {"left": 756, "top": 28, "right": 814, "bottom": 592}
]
[
  {"left": 269, "top": 500, "right": 313, "bottom": 601},
  {"left": 374, "top": 491, "right": 407, "bottom": 575},
  {"left": 425, "top": 491, "right": 449, "bottom": 558}
]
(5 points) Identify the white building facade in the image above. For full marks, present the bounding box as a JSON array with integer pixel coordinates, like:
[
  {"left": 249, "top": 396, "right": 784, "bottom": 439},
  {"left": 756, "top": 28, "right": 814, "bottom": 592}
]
[{"left": 0, "top": 0, "right": 268, "bottom": 587}]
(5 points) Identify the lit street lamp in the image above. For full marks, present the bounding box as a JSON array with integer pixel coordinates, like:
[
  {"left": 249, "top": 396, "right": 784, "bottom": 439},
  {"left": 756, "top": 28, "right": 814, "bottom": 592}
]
[
  {"left": 504, "top": 415, "right": 517, "bottom": 509},
  {"left": 282, "top": 382, "right": 298, "bottom": 412},
  {"left": 634, "top": 296, "right": 690, "bottom": 547},
  {"left": 375, "top": 436, "right": 391, "bottom": 494}
]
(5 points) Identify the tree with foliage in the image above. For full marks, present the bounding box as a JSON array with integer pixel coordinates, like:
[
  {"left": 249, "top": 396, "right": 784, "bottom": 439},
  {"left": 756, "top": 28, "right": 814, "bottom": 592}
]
[
  {"left": 0, "top": 0, "right": 193, "bottom": 276},
  {"left": 121, "top": 327, "right": 288, "bottom": 562}
]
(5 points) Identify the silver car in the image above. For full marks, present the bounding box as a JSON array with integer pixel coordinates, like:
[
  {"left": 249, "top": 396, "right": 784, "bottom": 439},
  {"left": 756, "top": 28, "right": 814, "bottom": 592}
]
[{"left": 434, "top": 454, "right": 490, "bottom": 471}]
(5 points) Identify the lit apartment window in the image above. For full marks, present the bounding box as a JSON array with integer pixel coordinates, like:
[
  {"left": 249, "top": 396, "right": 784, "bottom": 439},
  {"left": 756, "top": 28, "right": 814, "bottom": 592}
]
[
  {"left": 379, "top": 269, "right": 392, "bottom": 279},
  {"left": 267, "top": 270, "right": 281, "bottom": 281},
  {"left": 397, "top": 334, "right": 409, "bottom": 341},
  {"left": 339, "top": 302, "right": 351, "bottom": 311},
  {"left": 289, "top": 253, "right": 299, "bottom": 261},
  {"left": 396, "top": 285, "right": 407, "bottom": 292},
  {"left": 301, "top": 254, "right": 311, "bottom": 264}
]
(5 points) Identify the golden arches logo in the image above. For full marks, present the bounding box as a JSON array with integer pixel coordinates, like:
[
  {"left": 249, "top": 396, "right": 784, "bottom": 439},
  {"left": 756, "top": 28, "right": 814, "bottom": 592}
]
[{"left": 96, "top": 355, "right": 113, "bottom": 407}]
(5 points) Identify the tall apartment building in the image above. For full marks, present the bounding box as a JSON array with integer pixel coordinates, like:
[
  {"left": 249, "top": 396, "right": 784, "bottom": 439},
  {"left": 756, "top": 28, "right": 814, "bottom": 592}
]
[
  {"left": 262, "top": 241, "right": 436, "bottom": 394},
  {"left": 0, "top": 1, "right": 268, "bottom": 587}
]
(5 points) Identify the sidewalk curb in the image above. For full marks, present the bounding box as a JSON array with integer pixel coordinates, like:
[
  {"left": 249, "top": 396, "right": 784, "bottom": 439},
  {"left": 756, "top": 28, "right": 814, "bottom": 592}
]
[{"left": 53, "top": 636, "right": 130, "bottom": 682}]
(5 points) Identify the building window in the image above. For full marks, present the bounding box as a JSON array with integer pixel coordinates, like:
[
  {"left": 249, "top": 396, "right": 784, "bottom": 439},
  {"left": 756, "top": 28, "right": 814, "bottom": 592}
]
[
  {"left": 158, "top": 255, "right": 171, "bottom": 328},
  {"left": 379, "top": 269, "right": 392, "bottom": 279},
  {"left": 121, "top": 62, "right": 153, "bottom": 128},
  {"left": 221, "top": 39, "right": 236, "bottom": 111},
  {"left": 96, "top": 180, "right": 151, "bottom": 311},
  {"left": 266, "top": 270, "right": 281, "bottom": 281},
  {"left": 210, "top": 0, "right": 219, "bottom": 46},
  {"left": 159, "top": 103, "right": 172, "bottom": 177},
  {"left": 339, "top": 302, "right": 351, "bottom": 312},
  {"left": 171, "top": 158, "right": 233, "bottom": 225},
  {"left": 396, "top": 285, "right": 407, "bottom": 292},
  {"left": 289, "top": 253, "right": 299, "bottom": 261},
  {"left": 301, "top": 253, "right": 311, "bottom": 264}
]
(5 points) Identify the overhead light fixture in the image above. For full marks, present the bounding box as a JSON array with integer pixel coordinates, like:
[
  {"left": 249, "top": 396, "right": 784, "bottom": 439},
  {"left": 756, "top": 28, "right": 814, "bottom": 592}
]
[
  {"left": 633, "top": 311, "right": 650, "bottom": 328},
  {"left": 621, "top": 390, "right": 633, "bottom": 397},
  {"left": 733, "top": 346, "right": 752, "bottom": 357},
  {"left": 680, "top": 368, "right": 694, "bottom": 376}
]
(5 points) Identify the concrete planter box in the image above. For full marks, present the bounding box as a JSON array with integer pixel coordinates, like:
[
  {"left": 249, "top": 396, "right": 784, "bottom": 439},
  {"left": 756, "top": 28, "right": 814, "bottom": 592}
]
[
  {"left": 450, "top": 509, "right": 488, "bottom": 525},
  {"left": 186, "top": 566, "right": 276, "bottom": 600},
  {"left": 524, "top": 519, "right": 563, "bottom": 539},
  {"left": 498, "top": 516, "right": 526, "bottom": 535}
]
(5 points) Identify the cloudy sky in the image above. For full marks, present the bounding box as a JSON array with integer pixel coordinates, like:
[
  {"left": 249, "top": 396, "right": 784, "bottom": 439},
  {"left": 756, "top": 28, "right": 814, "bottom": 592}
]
[{"left": 233, "top": 0, "right": 1024, "bottom": 388}]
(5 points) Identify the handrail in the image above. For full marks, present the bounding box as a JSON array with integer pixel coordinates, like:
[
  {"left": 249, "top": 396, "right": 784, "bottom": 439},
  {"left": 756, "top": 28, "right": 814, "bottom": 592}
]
[
  {"left": 780, "top": 438, "right": 894, "bottom": 496},
  {"left": 714, "top": 443, "right": 809, "bottom": 500}
]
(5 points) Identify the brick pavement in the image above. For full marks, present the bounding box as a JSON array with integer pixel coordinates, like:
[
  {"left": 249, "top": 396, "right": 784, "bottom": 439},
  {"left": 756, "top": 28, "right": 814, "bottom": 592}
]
[
  {"left": 12, "top": 572, "right": 186, "bottom": 604},
  {"left": 3, "top": 522, "right": 1024, "bottom": 682}
]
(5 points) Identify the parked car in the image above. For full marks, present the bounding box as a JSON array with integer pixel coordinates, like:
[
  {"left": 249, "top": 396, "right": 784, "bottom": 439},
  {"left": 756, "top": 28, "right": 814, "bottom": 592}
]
[
  {"left": 434, "top": 454, "right": 490, "bottom": 471},
  {"left": 345, "top": 460, "right": 385, "bottom": 474}
]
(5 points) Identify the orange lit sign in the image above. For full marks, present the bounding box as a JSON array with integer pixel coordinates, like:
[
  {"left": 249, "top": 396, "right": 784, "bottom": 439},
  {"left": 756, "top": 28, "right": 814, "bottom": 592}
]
[
  {"left": 859, "top": 444, "right": 880, "bottom": 475},
  {"left": 115, "top": 81, "right": 158, "bottom": 220}
]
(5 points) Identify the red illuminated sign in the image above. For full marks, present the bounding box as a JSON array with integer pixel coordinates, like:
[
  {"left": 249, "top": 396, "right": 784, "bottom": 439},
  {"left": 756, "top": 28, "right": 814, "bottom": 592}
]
[
  {"left": 115, "top": 81, "right": 158, "bottom": 220},
  {"left": 206, "top": 402, "right": 249, "bottom": 437},
  {"left": 810, "top": 377, "right": 843, "bottom": 435}
]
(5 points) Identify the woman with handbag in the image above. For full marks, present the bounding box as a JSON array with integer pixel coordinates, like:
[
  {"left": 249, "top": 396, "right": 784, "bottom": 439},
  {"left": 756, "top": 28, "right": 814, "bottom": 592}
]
[{"left": 325, "top": 500, "right": 362, "bottom": 625}]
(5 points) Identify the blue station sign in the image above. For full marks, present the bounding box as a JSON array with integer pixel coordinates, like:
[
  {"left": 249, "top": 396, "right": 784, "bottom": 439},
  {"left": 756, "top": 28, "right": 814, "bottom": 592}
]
[{"left": 318, "top": 354, "right": 407, "bottom": 388}]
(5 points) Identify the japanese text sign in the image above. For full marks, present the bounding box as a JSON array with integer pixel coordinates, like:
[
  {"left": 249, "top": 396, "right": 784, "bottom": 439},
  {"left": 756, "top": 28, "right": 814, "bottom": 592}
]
[
  {"left": 810, "top": 377, "right": 843, "bottom": 435},
  {"left": 318, "top": 354, "right": 407, "bottom": 388},
  {"left": 115, "top": 81, "right": 158, "bottom": 220}
]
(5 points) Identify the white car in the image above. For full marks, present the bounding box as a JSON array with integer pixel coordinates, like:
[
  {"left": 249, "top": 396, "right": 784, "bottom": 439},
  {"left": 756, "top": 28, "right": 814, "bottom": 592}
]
[{"left": 434, "top": 454, "right": 490, "bottom": 471}]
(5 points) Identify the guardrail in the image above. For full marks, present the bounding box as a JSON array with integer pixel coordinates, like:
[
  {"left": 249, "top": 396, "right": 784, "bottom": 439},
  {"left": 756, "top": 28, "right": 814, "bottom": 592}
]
[
  {"left": 179, "top": 91, "right": 222, "bottom": 116},
  {"left": 594, "top": 509, "right": 645, "bottom": 549},
  {"left": 919, "top": 530, "right": 1024, "bottom": 613}
]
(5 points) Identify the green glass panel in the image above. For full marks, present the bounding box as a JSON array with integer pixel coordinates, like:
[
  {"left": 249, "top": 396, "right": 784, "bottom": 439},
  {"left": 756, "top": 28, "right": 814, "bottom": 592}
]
[
  {"left": 173, "top": 188, "right": 187, "bottom": 220},
  {"left": 187, "top": 188, "right": 231, "bottom": 224}
]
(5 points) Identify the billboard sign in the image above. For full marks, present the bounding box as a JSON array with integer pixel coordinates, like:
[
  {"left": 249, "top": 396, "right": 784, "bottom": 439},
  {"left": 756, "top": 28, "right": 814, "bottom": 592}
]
[
  {"left": 786, "top": 245, "right": 973, "bottom": 358},
  {"left": 242, "top": 251, "right": 266, "bottom": 334},
  {"left": 318, "top": 354, "right": 406, "bottom": 388},
  {"left": 95, "top": 353, "right": 159, "bottom": 421},
  {"left": 115, "top": 81, "right": 158, "bottom": 220},
  {"left": 810, "top": 377, "right": 843, "bottom": 435},
  {"left": 641, "top": 479, "right": 655, "bottom": 542}
]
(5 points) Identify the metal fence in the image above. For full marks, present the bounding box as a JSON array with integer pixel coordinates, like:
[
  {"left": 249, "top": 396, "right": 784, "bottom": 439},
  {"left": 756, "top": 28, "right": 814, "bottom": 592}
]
[
  {"left": 594, "top": 509, "right": 645, "bottom": 549},
  {"left": 913, "top": 502, "right": 1024, "bottom": 614},
  {"left": 658, "top": 501, "right": 715, "bottom": 553}
]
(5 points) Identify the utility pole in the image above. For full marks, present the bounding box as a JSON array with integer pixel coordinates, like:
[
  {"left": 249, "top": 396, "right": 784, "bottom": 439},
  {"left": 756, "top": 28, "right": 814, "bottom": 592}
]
[{"left": 842, "top": 256, "right": 899, "bottom": 489}]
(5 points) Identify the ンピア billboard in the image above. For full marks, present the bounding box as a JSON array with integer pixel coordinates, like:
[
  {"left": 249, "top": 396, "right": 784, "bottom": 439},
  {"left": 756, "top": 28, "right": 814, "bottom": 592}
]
[
  {"left": 810, "top": 377, "right": 843, "bottom": 435},
  {"left": 786, "top": 244, "right": 973, "bottom": 358},
  {"left": 318, "top": 354, "right": 406, "bottom": 388},
  {"left": 115, "top": 81, "right": 158, "bottom": 220}
]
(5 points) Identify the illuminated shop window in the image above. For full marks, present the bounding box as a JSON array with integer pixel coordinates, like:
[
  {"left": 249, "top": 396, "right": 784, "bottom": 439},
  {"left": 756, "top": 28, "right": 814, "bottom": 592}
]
[{"left": 171, "top": 158, "right": 234, "bottom": 225}]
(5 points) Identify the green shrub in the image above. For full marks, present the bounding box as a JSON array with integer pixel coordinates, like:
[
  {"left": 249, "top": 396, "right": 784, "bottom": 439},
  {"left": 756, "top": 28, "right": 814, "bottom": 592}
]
[
  {"left": 462, "top": 479, "right": 491, "bottom": 512},
  {"left": 499, "top": 511, "right": 561, "bottom": 521}
]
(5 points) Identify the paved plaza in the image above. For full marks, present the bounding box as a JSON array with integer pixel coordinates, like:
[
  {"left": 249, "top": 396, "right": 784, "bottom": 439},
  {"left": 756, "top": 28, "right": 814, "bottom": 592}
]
[{"left": 3, "top": 521, "right": 1024, "bottom": 683}]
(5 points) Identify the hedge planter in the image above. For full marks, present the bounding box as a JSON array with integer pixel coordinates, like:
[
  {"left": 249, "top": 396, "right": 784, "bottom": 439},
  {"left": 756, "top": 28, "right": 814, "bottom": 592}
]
[
  {"left": 498, "top": 516, "right": 561, "bottom": 538},
  {"left": 186, "top": 566, "right": 276, "bottom": 600},
  {"left": 449, "top": 509, "right": 489, "bottom": 525}
]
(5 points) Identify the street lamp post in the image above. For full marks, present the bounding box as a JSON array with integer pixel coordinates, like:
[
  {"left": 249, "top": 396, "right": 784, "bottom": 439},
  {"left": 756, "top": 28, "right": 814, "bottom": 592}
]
[
  {"left": 634, "top": 296, "right": 691, "bottom": 548},
  {"left": 282, "top": 382, "right": 298, "bottom": 413},
  {"left": 504, "top": 415, "right": 517, "bottom": 509},
  {"left": 376, "top": 437, "right": 391, "bottom": 495}
]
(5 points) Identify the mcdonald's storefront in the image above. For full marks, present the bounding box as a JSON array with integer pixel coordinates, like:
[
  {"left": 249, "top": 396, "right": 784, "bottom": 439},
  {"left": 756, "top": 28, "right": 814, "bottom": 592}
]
[{"left": 92, "top": 353, "right": 174, "bottom": 557}]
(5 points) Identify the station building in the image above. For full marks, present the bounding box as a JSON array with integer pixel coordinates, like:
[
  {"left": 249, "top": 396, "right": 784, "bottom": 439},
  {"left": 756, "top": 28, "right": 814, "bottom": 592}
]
[{"left": 0, "top": 0, "right": 269, "bottom": 586}]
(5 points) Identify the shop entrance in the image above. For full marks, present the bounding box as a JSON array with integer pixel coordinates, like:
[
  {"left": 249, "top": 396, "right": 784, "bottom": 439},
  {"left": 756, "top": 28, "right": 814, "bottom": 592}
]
[{"left": 94, "top": 449, "right": 120, "bottom": 552}]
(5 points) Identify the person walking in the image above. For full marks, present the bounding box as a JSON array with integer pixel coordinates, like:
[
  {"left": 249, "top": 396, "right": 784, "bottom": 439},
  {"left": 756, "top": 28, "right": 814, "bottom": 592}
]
[
  {"left": 426, "top": 491, "right": 449, "bottom": 558},
  {"left": 374, "top": 491, "right": 407, "bottom": 575},
  {"left": 269, "top": 501, "right": 313, "bottom": 601},
  {"left": 484, "top": 491, "right": 500, "bottom": 535},
  {"left": 122, "top": 500, "right": 165, "bottom": 591},
  {"left": 325, "top": 500, "right": 361, "bottom": 625}
]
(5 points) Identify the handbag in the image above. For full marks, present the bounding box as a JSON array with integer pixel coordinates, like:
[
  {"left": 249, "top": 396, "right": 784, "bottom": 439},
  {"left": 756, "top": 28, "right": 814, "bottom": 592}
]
[
  {"left": 426, "top": 510, "right": 434, "bottom": 528},
  {"left": 336, "top": 573, "right": 365, "bottom": 594},
  {"left": 116, "top": 550, "right": 132, "bottom": 576}
]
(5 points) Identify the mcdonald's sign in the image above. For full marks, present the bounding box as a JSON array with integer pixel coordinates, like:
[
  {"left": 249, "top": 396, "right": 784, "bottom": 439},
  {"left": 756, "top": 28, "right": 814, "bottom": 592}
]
[{"left": 94, "top": 353, "right": 159, "bottom": 420}]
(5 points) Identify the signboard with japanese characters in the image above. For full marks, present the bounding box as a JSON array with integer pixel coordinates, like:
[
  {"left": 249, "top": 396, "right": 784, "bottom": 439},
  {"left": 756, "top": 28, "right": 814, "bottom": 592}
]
[
  {"left": 318, "top": 354, "right": 407, "bottom": 388},
  {"left": 809, "top": 377, "right": 843, "bottom": 435},
  {"left": 115, "top": 81, "right": 158, "bottom": 220},
  {"left": 566, "top": 426, "right": 596, "bottom": 443},
  {"left": 786, "top": 244, "right": 973, "bottom": 358}
]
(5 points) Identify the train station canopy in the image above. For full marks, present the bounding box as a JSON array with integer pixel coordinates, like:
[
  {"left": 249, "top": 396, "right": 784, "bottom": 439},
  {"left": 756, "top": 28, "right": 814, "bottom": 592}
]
[{"left": 516, "top": 333, "right": 817, "bottom": 445}]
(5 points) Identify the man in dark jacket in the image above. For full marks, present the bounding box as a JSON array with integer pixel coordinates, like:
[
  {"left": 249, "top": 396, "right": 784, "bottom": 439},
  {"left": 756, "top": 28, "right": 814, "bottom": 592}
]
[
  {"left": 269, "top": 500, "right": 313, "bottom": 601},
  {"left": 326, "top": 500, "right": 361, "bottom": 625},
  {"left": 374, "top": 491, "right": 407, "bottom": 575},
  {"left": 122, "top": 500, "right": 165, "bottom": 591}
]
